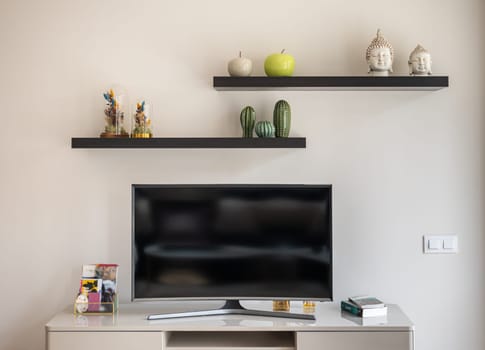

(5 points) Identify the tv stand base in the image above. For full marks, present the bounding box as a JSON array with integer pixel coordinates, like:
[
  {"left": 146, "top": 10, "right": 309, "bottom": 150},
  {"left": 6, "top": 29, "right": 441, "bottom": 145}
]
[{"left": 147, "top": 300, "right": 315, "bottom": 320}]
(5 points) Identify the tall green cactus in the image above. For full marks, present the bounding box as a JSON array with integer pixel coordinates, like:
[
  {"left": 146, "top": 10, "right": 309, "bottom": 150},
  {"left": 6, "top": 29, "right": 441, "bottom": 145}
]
[
  {"left": 273, "top": 100, "right": 291, "bottom": 137},
  {"left": 240, "top": 106, "right": 256, "bottom": 138}
]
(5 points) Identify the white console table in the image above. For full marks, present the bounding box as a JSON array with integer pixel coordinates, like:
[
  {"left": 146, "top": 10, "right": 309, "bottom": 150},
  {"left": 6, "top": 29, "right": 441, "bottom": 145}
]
[{"left": 45, "top": 301, "right": 414, "bottom": 350}]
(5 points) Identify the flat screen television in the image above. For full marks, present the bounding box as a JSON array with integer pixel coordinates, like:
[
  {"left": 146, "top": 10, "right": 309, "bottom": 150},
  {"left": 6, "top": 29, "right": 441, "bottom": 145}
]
[{"left": 132, "top": 184, "right": 332, "bottom": 320}]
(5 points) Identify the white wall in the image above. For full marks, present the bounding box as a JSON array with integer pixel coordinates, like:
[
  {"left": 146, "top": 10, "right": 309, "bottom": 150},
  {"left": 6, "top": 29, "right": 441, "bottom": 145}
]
[{"left": 0, "top": 0, "right": 484, "bottom": 349}]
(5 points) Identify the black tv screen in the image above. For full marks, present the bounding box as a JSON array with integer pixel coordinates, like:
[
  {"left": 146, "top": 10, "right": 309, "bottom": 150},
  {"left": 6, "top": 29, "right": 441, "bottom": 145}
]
[{"left": 132, "top": 185, "right": 332, "bottom": 301}]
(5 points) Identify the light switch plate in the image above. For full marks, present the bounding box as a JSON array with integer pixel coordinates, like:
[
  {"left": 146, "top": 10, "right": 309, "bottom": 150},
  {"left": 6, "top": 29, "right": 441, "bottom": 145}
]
[
  {"left": 423, "top": 235, "right": 458, "bottom": 254},
  {"left": 443, "top": 238, "right": 456, "bottom": 250},
  {"left": 428, "top": 239, "right": 441, "bottom": 250}
]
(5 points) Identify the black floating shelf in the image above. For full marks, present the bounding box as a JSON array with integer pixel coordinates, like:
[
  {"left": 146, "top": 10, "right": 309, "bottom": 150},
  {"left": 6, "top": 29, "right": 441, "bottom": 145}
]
[
  {"left": 71, "top": 137, "right": 306, "bottom": 149},
  {"left": 213, "top": 76, "right": 449, "bottom": 91}
]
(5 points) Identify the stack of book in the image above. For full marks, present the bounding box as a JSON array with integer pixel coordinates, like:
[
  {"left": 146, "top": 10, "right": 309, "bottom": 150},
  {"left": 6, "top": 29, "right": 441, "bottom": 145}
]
[{"left": 341, "top": 296, "right": 387, "bottom": 317}]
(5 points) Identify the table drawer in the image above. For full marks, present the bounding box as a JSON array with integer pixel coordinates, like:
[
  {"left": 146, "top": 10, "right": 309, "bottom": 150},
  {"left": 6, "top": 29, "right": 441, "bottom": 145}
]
[{"left": 297, "top": 331, "right": 413, "bottom": 350}]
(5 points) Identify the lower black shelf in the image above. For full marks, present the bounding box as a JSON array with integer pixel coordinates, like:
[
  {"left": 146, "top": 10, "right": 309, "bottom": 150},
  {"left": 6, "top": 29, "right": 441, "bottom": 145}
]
[{"left": 71, "top": 137, "right": 306, "bottom": 149}]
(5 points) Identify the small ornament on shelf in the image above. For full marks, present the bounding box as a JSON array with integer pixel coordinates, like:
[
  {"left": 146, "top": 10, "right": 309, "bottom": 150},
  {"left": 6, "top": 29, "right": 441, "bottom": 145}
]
[
  {"left": 303, "top": 301, "right": 316, "bottom": 313},
  {"left": 273, "top": 300, "right": 291, "bottom": 312},
  {"left": 408, "top": 45, "right": 432, "bottom": 76},
  {"left": 273, "top": 100, "right": 291, "bottom": 137},
  {"left": 240, "top": 106, "right": 256, "bottom": 138},
  {"left": 228, "top": 51, "right": 253, "bottom": 77},
  {"left": 255, "top": 121, "right": 275, "bottom": 138},
  {"left": 264, "top": 49, "right": 295, "bottom": 77},
  {"left": 101, "top": 88, "right": 129, "bottom": 138},
  {"left": 366, "top": 29, "right": 394, "bottom": 76},
  {"left": 132, "top": 100, "right": 152, "bottom": 138}
]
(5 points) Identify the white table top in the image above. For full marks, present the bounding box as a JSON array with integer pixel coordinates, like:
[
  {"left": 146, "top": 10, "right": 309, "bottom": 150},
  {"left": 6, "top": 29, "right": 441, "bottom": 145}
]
[{"left": 46, "top": 301, "right": 414, "bottom": 332}]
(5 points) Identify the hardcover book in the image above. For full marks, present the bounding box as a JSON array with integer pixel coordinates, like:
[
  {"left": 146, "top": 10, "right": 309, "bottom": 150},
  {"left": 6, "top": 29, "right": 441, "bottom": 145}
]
[
  {"left": 79, "top": 279, "right": 102, "bottom": 312},
  {"left": 341, "top": 300, "right": 387, "bottom": 317},
  {"left": 82, "top": 264, "right": 97, "bottom": 278},
  {"left": 95, "top": 264, "right": 118, "bottom": 303},
  {"left": 80, "top": 279, "right": 102, "bottom": 294},
  {"left": 341, "top": 310, "right": 388, "bottom": 325},
  {"left": 348, "top": 296, "right": 385, "bottom": 309}
]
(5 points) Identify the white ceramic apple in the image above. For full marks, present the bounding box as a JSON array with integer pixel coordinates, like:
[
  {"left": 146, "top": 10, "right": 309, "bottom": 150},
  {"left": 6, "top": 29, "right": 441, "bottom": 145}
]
[
  {"left": 264, "top": 49, "right": 295, "bottom": 77},
  {"left": 228, "top": 51, "right": 253, "bottom": 77}
]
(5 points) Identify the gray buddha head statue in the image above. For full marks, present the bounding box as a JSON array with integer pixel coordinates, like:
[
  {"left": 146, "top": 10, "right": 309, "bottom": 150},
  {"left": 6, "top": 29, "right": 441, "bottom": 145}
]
[{"left": 408, "top": 45, "right": 432, "bottom": 75}]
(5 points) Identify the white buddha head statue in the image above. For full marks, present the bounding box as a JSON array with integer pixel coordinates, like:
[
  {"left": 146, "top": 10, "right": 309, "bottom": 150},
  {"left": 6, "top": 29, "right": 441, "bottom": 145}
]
[
  {"left": 366, "top": 29, "right": 394, "bottom": 76},
  {"left": 408, "top": 45, "right": 432, "bottom": 75}
]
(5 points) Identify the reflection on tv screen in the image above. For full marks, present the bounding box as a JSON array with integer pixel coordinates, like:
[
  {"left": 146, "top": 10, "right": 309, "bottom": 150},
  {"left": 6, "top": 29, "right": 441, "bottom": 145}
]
[{"left": 133, "top": 185, "right": 332, "bottom": 300}]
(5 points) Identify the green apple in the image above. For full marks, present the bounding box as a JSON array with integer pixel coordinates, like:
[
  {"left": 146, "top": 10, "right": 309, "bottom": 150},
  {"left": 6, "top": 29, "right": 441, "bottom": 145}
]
[{"left": 264, "top": 49, "right": 295, "bottom": 77}]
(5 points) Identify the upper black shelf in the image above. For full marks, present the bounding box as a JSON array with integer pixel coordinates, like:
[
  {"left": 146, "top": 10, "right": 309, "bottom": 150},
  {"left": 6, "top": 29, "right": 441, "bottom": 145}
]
[
  {"left": 71, "top": 137, "right": 306, "bottom": 149},
  {"left": 213, "top": 76, "right": 449, "bottom": 91}
]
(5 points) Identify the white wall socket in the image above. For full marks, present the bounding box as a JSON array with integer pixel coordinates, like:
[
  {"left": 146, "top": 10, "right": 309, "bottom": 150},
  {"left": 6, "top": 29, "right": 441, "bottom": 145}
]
[{"left": 423, "top": 235, "right": 458, "bottom": 254}]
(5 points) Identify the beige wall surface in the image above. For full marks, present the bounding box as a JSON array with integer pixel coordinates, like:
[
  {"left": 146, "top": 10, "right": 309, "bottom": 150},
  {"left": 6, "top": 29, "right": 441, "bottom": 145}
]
[{"left": 0, "top": 0, "right": 484, "bottom": 349}]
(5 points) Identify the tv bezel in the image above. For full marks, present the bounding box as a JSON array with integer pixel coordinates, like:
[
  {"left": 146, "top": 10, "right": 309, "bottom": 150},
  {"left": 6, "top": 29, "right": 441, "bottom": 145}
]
[{"left": 131, "top": 184, "right": 333, "bottom": 303}]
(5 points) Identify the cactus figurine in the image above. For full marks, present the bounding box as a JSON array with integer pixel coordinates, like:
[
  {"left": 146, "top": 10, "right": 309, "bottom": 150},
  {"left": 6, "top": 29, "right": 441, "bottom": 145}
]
[
  {"left": 273, "top": 100, "right": 291, "bottom": 137},
  {"left": 240, "top": 106, "right": 256, "bottom": 138},
  {"left": 255, "top": 121, "right": 275, "bottom": 138}
]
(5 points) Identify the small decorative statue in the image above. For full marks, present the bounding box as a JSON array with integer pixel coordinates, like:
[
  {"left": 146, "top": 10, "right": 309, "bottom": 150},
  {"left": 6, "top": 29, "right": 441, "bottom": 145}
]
[
  {"left": 273, "top": 100, "right": 291, "bottom": 137},
  {"left": 366, "top": 29, "right": 394, "bottom": 76},
  {"left": 240, "top": 106, "right": 255, "bottom": 138},
  {"left": 228, "top": 51, "right": 253, "bottom": 77},
  {"left": 408, "top": 45, "right": 432, "bottom": 76},
  {"left": 101, "top": 89, "right": 129, "bottom": 138},
  {"left": 255, "top": 121, "right": 275, "bottom": 138},
  {"left": 132, "top": 100, "right": 152, "bottom": 138}
]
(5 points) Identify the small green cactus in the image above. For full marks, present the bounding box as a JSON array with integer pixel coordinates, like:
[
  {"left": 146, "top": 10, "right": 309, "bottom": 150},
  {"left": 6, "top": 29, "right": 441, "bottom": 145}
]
[{"left": 240, "top": 106, "right": 256, "bottom": 138}]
